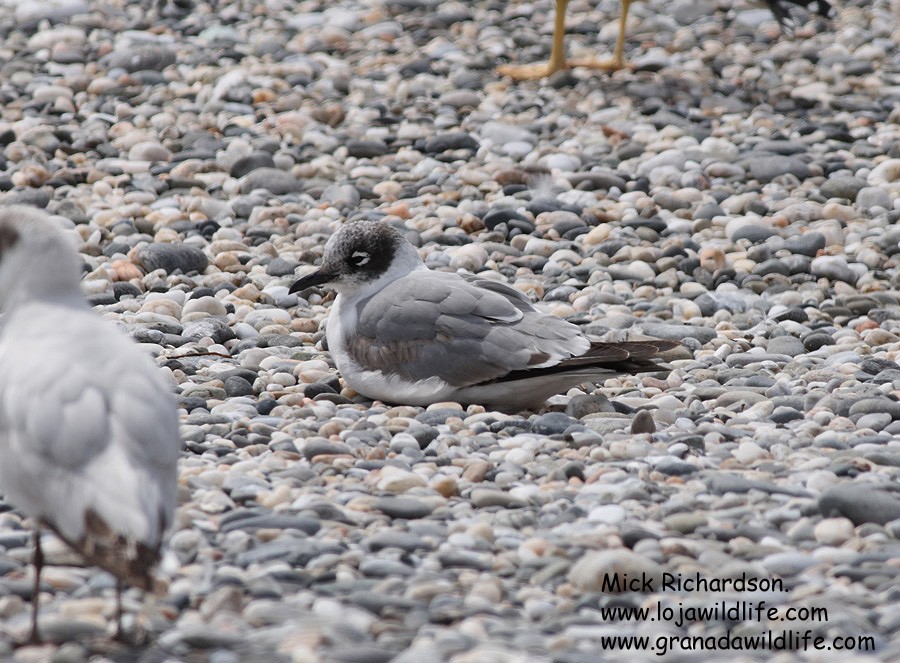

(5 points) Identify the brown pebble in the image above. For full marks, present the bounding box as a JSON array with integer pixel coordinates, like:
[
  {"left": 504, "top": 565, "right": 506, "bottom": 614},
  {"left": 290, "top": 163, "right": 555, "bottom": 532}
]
[
  {"left": 111, "top": 259, "right": 143, "bottom": 281},
  {"left": 462, "top": 459, "right": 490, "bottom": 482},
  {"left": 699, "top": 247, "right": 726, "bottom": 271},
  {"left": 458, "top": 213, "right": 485, "bottom": 234},
  {"left": 494, "top": 168, "right": 528, "bottom": 185}
]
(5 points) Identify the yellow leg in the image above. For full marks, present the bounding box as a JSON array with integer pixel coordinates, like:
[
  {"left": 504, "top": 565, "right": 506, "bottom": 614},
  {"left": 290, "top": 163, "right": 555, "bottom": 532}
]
[
  {"left": 498, "top": 0, "right": 570, "bottom": 80},
  {"left": 570, "top": 0, "right": 633, "bottom": 71}
]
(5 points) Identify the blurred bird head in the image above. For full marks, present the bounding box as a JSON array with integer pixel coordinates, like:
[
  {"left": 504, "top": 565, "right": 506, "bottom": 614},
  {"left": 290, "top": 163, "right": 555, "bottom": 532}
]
[{"left": 0, "top": 205, "right": 83, "bottom": 310}]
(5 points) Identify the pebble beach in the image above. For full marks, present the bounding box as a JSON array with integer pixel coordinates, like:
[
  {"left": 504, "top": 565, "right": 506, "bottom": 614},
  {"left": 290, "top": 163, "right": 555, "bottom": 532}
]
[{"left": 0, "top": 0, "right": 899, "bottom": 661}]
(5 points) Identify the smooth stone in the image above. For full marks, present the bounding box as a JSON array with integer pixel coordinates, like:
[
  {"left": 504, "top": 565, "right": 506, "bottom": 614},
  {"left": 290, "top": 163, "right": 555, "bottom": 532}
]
[
  {"left": 568, "top": 550, "right": 663, "bottom": 592},
  {"left": 16, "top": 0, "right": 89, "bottom": 23},
  {"left": 819, "top": 485, "right": 900, "bottom": 525},
  {"left": 813, "top": 517, "right": 855, "bottom": 545},
  {"left": 654, "top": 458, "right": 696, "bottom": 476},
  {"left": 364, "top": 531, "right": 431, "bottom": 553},
  {"left": 239, "top": 168, "right": 303, "bottom": 194},
  {"left": 636, "top": 149, "right": 687, "bottom": 177},
  {"left": 106, "top": 45, "right": 178, "bottom": 72},
  {"left": 641, "top": 323, "right": 717, "bottom": 343},
  {"left": 31, "top": 617, "right": 104, "bottom": 644},
  {"left": 568, "top": 171, "right": 627, "bottom": 191},
  {"left": 532, "top": 412, "right": 578, "bottom": 435},
  {"left": 481, "top": 208, "right": 534, "bottom": 233},
  {"left": 566, "top": 394, "right": 615, "bottom": 418},
  {"left": 746, "top": 156, "right": 812, "bottom": 183},
  {"left": 771, "top": 406, "right": 804, "bottom": 424},
  {"left": 867, "top": 158, "right": 900, "bottom": 185},
  {"left": 766, "top": 336, "right": 806, "bottom": 356},
  {"left": 856, "top": 186, "right": 892, "bottom": 210},
  {"left": 230, "top": 151, "right": 276, "bottom": 178},
  {"left": 782, "top": 232, "right": 826, "bottom": 257},
  {"left": 810, "top": 255, "right": 859, "bottom": 285},
  {"left": 630, "top": 410, "right": 655, "bottom": 434},
  {"left": 664, "top": 512, "right": 707, "bottom": 534},
  {"left": 848, "top": 398, "right": 900, "bottom": 420},
  {"left": 470, "top": 488, "right": 526, "bottom": 509},
  {"left": 223, "top": 375, "right": 254, "bottom": 397},
  {"left": 221, "top": 514, "right": 320, "bottom": 535},
  {"left": 182, "top": 319, "right": 235, "bottom": 344},
  {"left": 321, "top": 183, "right": 361, "bottom": 208},
  {"left": 856, "top": 413, "right": 892, "bottom": 430},
  {"left": 480, "top": 121, "right": 537, "bottom": 146},
  {"left": 416, "top": 408, "right": 466, "bottom": 425},
  {"left": 437, "top": 550, "right": 493, "bottom": 571},
  {"left": 135, "top": 243, "right": 209, "bottom": 274},
  {"left": 422, "top": 132, "right": 479, "bottom": 153},
  {"left": 302, "top": 439, "right": 352, "bottom": 458},
  {"left": 439, "top": 89, "right": 481, "bottom": 109},
  {"left": 730, "top": 224, "right": 779, "bottom": 243},
  {"left": 803, "top": 332, "right": 835, "bottom": 351},
  {"left": 182, "top": 296, "right": 227, "bottom": 317},
  {"left": 820, "top": 176, "right": 866, "bottom": 201},
  {"left": 128, "top": 141, "right": 172, "bottom": 162},
  {"left": 322, "top": 646, "right": 395, "bottom": 663},
  {"left": 345, "top": 140, "right": 388, "bottom": 159},
  {"left": 373, "top": 497, "right": 433, "bottom": 520},
  {"left": 266, "top": 257, "right": 299, "bottom": 277},
  {"left": 588, "top": 505, "right": 626, "bottom": 525},
  {"left": 761, "top": 552, "right": 817, "bottom": 576},
  {"left": 378, "top": 467, "right": 427, "bottom": 492}
]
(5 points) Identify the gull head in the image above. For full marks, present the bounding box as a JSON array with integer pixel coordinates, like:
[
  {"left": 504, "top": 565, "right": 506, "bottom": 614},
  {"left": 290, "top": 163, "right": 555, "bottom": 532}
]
[
  {"left": 0, "top": 205, "right": 83, "bottom": 310},
  {"left": 290, "top": 220, "right": 423, "bottom": 299}
]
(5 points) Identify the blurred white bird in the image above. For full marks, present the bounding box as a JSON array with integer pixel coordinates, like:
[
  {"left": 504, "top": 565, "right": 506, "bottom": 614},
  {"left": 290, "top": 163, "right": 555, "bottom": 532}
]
[{"left": 0, "top": 206, "right": 180, "bottom": 642}]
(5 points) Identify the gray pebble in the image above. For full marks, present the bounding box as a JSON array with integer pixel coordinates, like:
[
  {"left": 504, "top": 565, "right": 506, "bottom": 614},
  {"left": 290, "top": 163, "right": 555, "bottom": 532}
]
[
  {"left": 820, "top": 176, "right": 867, "bottom": 201},
  {"left": 373, "top": 497, "right": 433, "bottom": 520},
  {"left": 470, "top": 488, "right": 526, "bottom": 509},
  {"left": 782, "top": 232, "right": 826, "bottom": 257},
  {"left": 532, "top": 412, "right": 578, "bottom": 435},
  {"left": 819, "top": 485, "right": 900, "bottom": 525},
  {"left": 766, "top": 336, "right": 806, "bottom": 356},
  {"left": 746, "top": 156, "right": 812, "bottom": 182},
  {"left": 856, "top": 186, "right": 892, "bottom": 210},
  {"left": 239, "top": 168, "right": 303, "bottom": 194},
  {"left": 630, "top": 410, "right": 656, "bottom": 434},
  {"left": 230, "top": 151, "right": 276, "bottom": 178},
  {"left": 565, "top": 393, "right": 615, "bottom": 418},
  {"left": 106, "top": 45, "right": 177, "bottom": 72},
  {"left": 135, "top": 243, "right": 209, "bottom": 274}
]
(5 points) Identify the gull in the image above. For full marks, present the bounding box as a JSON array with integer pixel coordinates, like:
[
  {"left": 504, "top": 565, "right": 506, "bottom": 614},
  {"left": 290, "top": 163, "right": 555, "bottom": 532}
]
[
  {"left": 498, "top": 0, "right": 834, "bottom": 80},
  {"left": 0, "top": 206, "right": 180, "bottom": 643},
  {"left": 290, "top": 220, "right": 676, "bottom": 410}
]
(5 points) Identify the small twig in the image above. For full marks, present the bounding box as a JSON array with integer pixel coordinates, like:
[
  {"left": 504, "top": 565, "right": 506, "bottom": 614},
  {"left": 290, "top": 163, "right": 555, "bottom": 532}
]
[{"left": 164, "top": 350, "right": 233, "bottom": 359}]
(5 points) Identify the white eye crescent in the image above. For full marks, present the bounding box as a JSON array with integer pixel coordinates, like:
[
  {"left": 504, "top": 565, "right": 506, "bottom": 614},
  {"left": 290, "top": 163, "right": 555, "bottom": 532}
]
[{"left": 350, "top": 251, "right": 370, "bottom": 266}]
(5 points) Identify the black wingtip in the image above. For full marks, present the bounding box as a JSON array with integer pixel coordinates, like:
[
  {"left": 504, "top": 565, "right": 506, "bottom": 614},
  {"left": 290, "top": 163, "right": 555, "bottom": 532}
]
[{"left": 479, "top": 339, "right": 679, "bottom": 386}]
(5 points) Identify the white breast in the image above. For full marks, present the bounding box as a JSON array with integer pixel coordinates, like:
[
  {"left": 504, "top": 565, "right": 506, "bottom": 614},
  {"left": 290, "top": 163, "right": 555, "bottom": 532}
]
[{"left": 324, "top": 294, "right": 454, "bottom": 405}]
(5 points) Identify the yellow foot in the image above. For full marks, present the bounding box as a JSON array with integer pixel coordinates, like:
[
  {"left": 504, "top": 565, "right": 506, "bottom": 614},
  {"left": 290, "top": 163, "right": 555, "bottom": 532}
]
[
  {"left": 569, "top": 57, "right": 629, "bottom": 72},
  {"left": 497, "top": 61, "right": 568, "bottom": 81}
]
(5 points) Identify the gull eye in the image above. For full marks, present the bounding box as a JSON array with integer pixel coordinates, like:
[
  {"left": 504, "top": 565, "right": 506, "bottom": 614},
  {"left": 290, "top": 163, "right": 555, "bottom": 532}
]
[{"left": 348, "top": 251, "right": 370, "bottom": 267}]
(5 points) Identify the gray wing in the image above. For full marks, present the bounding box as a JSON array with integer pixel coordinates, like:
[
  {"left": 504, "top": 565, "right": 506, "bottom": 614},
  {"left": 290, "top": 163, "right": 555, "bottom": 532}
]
[{"left": 351, "top": 271, "right": 589, "bottom": 387}]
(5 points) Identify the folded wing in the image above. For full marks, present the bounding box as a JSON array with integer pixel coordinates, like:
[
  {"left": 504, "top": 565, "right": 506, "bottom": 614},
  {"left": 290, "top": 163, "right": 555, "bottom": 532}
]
[{"left": 350, "top": 271, "right": 591, "bottom": 387}]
